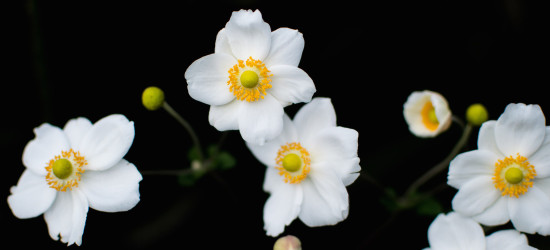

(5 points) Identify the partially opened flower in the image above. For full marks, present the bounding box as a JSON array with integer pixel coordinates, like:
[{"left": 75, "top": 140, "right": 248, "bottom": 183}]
[
  {"left": 246, "top": 98, "right": 360, "bottom": 236},
  {"left": 425, "top": 212, "right": 536, "bottom": 250},
  {"left": 403, "top": 90, "right": 452, "bottom": 137},
  {"left": 448, "top": 103, "right": 550, "bottom": 235},
  {"left": 7, "top": 114, "right": 142, "bottom": 246},
  {"left": 185, "top": 9, "right": 316, "bottom": 145}
]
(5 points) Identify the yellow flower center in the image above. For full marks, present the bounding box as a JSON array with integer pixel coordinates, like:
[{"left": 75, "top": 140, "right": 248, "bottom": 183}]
[
  {"left": 493, "top": 153, "right": 536, "bottom": 198},
  {"left": 275, "top": 142, "right": 311, "bottom": 184},
  {"left": 45, "top": 149, "right": 87, "bottom": 192},
  {"left": 227, "top": 57, "right": 273, "bottom": 102},
  {"left": 421, "top": 101, "right": 439, "bottom": 131}
]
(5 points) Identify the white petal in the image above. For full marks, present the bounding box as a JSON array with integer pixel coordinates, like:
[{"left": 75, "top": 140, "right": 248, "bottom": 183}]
[
  {"left": 447, "top": 150, "right": 498, "bottom": 189},
  {"left": 214, "top": 28, "right": 233, "bottom": 56},
  {"left": 427, "top": 212, "right": 486, "bottom": 250},
  {"left": 293, "top": 98, "right": 336, "bottom": 145},
  {"left": 80, "top": 159, "right": 142, "bottom": 212},
  {"left": 495, "top": 103, "right": 546, "bottom": 157},
  {"left": 224, "top": 9, "right": 271, "bottom": 60},
  {"left": 485, "top": 230, "right": 536, "bottom": 250},
  {"left": 527, "top": 127, "right": 550, "bottom": 178},
  {"left": 263, "top": 181, "right": 302, "bottom": 237},
  {"left": 264, "top": 28, "right": 304, "bottom": 67},
  {"left": 298, "top": 167, "right": 349, "bottom": 227},
  {"left": 451, "top": 175, "right": 501, "bottom": 217},
  {"left": 7, "top": 169, "right": 57, "bottom": 219},
  {"left": 22, "top": 123, "right": 70, "bottom": 176},
  {"left": 472, "top": 195, "right": 510, "bottom": 226},
  {"left": 477, "top": 120, "right": 504, "bottom": 156},
  {"left": 246, "top": 114, "right": 297, "bottom": 167},
  {"left": 79, "top": 114, "right": 134, "bottom": 171},
  {"left": 44, "top": 189, "right": 89, "bottom": 246},
  {"left": 209, "top": 100, "right": 242, "bottom": 131},
  {"left": 238, "top": 94, "right": 284, "bottom": 145},
  {"left": 185, "top": 53, "right": 237, "bottom": 106},
  {"left": 509, "top": 186, "right": 550, "bottom": 235},
  {"left": 268, "top": 65, "right": 315, "bottom": 107},
  {"left": 307, "top": 127, "right": 360, "bottom": 186},
  {"left": 263, "top": 166, "right": 285, "bottom": 193},
  {"left": 63, "top": 117, "right": 93, "bottom": 150}
]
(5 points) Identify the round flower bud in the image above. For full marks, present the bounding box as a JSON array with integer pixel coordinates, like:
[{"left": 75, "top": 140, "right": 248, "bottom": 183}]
[
  {"left": 273, "top": 235, "right": 302, "bottom": 250},
  {"left": 142, "top": 86, "right": 165, "bottom": 111},
  {"left": 466, "top": 103, "right": 488, "bottom": 126}
]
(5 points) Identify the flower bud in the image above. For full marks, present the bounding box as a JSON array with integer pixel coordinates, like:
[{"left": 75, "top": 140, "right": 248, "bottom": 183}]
[
  {"left": 273, "top": 235, "right": 301, "bottom": 250},
  {"left": 466, "top": 103, "right": 488, "bottom": 126},
  {"left": 142, "top": 86, "right": 165, "bottom": 111}
]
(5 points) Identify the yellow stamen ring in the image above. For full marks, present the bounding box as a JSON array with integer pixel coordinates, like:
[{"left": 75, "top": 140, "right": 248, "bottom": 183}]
[
  {"left": 275, "top": 142, "right": 311, "bottom": 184},
  {"left": 227, "top": 57, "right": 273, "bottom": 102},
  {"left": 45, "top": 149, "right": 87, "bottom": 192},
  {"left": 421, "top": 101, "right": 439, "bottom": 131},
  {"left": 493, "top": 153, "right": 536, "bottom": 198}
]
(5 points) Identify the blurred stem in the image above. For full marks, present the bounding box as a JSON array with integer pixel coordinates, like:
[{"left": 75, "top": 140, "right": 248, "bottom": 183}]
[
  {"left": 162, "top": 101, "right": 205, "bottom": 162},
  {"left": 402, "top": 117, "right": 472, "bottom": 198}
]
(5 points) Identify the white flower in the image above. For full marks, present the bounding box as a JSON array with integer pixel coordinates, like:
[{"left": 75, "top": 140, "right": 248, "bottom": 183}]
[
  {"left": 246, "top": 98, "right": 360, "bottom": 237},
  {"left": 7, "top": 114, "right": 142, "bottom": 246},
  {"left": 403, "top": 90, "right": 452, "bottom": 137},
  {"left": 448, "top": 103, "right": 550, "bottom": 235},
  {"left": 185, "top": 9, "right": 316, "bottom": 145},
  {"left": 425, "top": 212, "right": 536, "bottom": 250}
]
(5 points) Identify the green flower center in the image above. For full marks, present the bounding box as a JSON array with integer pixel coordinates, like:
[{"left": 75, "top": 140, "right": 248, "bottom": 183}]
[
  {"left": 282, "top": 153, "right": 302, "bottom": 172},
  {"left": 240, "top": 70, "right": 259, "bottom": 88},
  {"left": 52, "top": 158, "right": 73, "bottom": 180},
  {"left": 505, "top": 167, "right": 524, "bottom": 184}
]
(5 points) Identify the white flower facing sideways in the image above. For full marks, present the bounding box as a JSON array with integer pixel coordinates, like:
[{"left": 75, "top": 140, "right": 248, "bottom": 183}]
[
  {"left": 403, "top": 90, "right": 452, "bottom": 138},
  {"left": 246, "top": 98, "right": 360, "bottom": 237},
  {"left": 425, "top": 212, "right": 536, "bottom": 250},
  {"left": 7, "top": 114, "right": 142, "bottom": 246},
  {"left": 448, "top": 103, "right": 550, "bottom": 235},
  {"left": 185, "top": 9, "right": 316, "bottom": 145}
]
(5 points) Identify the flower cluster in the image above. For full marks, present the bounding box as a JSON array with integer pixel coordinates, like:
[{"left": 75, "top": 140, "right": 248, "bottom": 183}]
[{"left": 404, "top": 91, "right": 544, "bottom": 249}]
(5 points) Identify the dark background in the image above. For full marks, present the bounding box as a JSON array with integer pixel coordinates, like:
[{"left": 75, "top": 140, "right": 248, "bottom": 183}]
[{"left": 3, "top": 0, "right": 550, "bottom": 249}]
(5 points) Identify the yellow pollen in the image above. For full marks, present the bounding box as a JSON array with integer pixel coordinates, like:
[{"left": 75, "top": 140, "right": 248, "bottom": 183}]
[
  {"left": 45, "top": 149, "right": 87, "bottom": 192},
  {"left": 275, "top": 142, "right": 311, "bottom": 184},
  {"left": 227, "top": 57, "right": 273, "bottom": 102},
  {"left": 493, "top": 153, "right": 536, "bottom": 198},
  {"left": 421, "top": 101, "right": 439, "bottom": 131}
]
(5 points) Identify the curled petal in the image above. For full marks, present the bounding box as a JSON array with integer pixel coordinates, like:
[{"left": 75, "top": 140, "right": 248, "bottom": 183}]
[
  {"left": 263, "top": 181, "right": 302, "bottom": 237},
  {"left": 44, "top": 189, "right": 89, "bottom": 246},
  {"left": 238, "top": 94, "right": 284, "bottom": 145},
  {"left": 268, "top": 65, "right": 315, "bottom": 107},
  {"left": 80, "top": 159, "right": 142, "bottom": 212},
  {"left": 23, "top": 123, "right": 70, "bottom": 176},
  {"left": 298, "top": 167, "right": 349, "bottom": 227},
  {"left": 185, "top": 53, "right": 237, "bottom": 106},
  {"left": 79, "top": 114, "right": 134, "bottom": 171},
  {"left": 224, "top": 9, "right": 271, "bottom": 60},
  {"left": 8, "top": 169, "right": 57, "bottom": 219}
]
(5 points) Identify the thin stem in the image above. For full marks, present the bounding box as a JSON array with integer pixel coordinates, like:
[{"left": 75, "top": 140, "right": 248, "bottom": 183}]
[
  {"left": 403, "top": 120, "right": 473, "bottom": 198},
  {"left": 162, "top": 101, "right": 205, "bottom": 161}
]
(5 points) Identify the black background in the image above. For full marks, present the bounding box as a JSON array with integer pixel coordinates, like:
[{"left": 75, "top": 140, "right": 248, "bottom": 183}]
[{"left": 3, "top": 0, "right": 550, "bottom": 249}]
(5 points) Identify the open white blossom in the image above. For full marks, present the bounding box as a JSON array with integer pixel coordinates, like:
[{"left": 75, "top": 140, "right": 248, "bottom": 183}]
[
  {"left": 185, "top": 9, "right": 316, "bottom": 145},
  {"left": 448, "top": 103, "right": 550, "bottom": 235},
  {"left": 403, "top": 90, "right": 452, "bottom": 137},
  {"left": 246, "top": 98, "right": 360, "bottom": 236},
  {"left": 7, "top": 114, "right": 142, "bottom": 246},
  {"left": 425, "top": 212, "right": 536, "bottom": 250}
]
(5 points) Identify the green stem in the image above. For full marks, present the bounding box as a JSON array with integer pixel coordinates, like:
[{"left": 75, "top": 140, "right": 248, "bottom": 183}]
[
  {"left": 162, "top": 101, "right": 205, "bottom": 161},
  {"left": 403, "top": 118, "right": 473, "bottom": 198}
]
